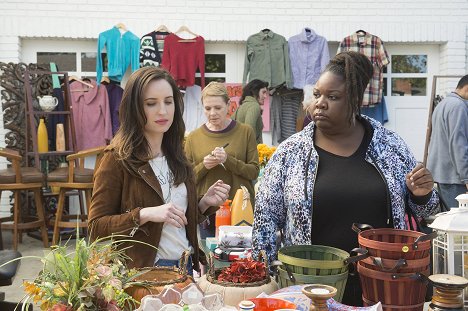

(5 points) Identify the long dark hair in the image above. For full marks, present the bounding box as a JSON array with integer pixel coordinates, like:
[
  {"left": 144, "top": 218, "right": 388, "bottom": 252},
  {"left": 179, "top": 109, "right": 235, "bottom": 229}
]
[
  {"left": 111, "top": 67, "right": 192, "bottom": 185},
  {"left": 239, "top": 79, "right": 269, "bottom": 105},
  {"left": 323, "top": 51, "right": 373, "bottom": 123}
]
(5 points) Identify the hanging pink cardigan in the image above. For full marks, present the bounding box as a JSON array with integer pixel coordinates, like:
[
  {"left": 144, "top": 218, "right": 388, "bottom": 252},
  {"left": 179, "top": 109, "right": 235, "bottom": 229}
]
[{"left": 70, "top": 79, "right": 112, "bottom": 151}]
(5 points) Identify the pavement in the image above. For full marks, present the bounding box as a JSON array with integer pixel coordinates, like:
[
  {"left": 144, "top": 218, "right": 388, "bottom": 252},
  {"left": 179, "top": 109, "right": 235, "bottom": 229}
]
[{"left": 1, "top": 231, "right": 50, "bottom": 311}]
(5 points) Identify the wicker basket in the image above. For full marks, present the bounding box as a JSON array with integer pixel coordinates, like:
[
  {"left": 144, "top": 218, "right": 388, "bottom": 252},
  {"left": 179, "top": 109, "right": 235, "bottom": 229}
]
[
  {"left": 358, "top": 262, "right": 428, "bottom": 311},
  {"left": 276, "top": 245, "right": 352, "bottom": 302},
  {"left": 352, "top": 225, "right": 435, "bottom": 310},
  {"left": 356, "top": 226, "right": 436, "bottom": 260},
  {"left": 125, "top": 251, "right": 194, "bottom": 303}
]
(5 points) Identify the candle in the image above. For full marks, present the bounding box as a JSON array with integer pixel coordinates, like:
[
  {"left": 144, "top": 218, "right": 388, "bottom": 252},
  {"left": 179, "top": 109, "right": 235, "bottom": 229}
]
[{"left": 310, "top": 288, "right": 329, "bottom": 295}]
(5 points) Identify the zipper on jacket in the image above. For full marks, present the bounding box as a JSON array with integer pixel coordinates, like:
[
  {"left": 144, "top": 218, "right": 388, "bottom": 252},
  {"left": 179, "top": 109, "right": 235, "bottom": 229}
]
[{"left": 367, "top": 155, "right": 392, "bottom": 226}]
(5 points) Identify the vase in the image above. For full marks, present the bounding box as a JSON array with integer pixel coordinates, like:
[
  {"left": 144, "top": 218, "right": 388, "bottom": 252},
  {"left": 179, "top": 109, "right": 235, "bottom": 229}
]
[
  {"left": 37, "top": 118, "right": 49, "bottom": 152},
  {"left": 55, "top": 123, "right": 65, "bottom": 151}
]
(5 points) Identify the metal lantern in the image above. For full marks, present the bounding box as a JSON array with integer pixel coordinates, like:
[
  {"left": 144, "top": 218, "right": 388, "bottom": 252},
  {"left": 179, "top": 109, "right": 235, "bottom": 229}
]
[{"left": 429, "top": 193, "right": 468, "bottom": 309}]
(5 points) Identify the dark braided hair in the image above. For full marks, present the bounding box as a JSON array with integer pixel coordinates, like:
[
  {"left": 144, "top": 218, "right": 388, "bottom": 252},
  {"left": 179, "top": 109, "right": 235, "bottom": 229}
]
[{"left": 323, "top": 51, "right": 373, "bottom": 124}]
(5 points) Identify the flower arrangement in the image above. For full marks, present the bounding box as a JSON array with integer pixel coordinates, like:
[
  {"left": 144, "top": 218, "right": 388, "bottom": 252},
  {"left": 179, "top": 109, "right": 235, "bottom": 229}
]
[
  {"left": 217, "top": 258, "right": 266, "bottom": 284},
  {"left": 21, "top": 236, "right": 147, "bottom": 311},
  {"left": 257, "top": 144, "right": 277, "bottom": 169}
]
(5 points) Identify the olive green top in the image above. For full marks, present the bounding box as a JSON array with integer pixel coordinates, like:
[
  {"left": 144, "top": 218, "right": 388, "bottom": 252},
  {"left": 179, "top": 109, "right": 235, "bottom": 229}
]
[
  {"left": 184, "top": 121, "right": 259, "bottom": 205},
  {"left": 232, "top": 96, "right": 263, "bottom": 144}
]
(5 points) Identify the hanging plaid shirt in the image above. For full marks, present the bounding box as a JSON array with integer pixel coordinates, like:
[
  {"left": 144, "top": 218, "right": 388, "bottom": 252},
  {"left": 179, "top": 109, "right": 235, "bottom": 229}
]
[{"left": 338, "top": 32, "right": 389, "bottom": 106}]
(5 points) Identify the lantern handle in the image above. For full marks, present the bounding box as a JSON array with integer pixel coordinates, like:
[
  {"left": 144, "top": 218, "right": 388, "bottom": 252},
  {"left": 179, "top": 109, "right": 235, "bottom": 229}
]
[{"left": 412, "top": 231, "right": 438, "bottom": 250}]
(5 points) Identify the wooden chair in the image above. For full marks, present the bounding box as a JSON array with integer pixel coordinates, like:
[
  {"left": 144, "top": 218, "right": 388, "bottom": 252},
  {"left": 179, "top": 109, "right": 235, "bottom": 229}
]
[
  {"left": 0, "top": 148, "right": 49, "bottom": 250},
  {"left": 47, "top": 146, "right": 105, "bottom": 245}
]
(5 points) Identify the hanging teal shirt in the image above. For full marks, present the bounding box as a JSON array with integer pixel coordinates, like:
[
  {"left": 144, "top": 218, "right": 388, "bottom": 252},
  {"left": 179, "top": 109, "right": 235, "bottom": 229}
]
[{"left": 96, "top": 26, "right": 140, "bottom": 84}]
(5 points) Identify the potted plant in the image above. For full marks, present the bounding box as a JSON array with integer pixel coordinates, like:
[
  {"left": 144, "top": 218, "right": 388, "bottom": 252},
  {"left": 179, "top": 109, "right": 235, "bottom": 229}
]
[{"left": 16, "top": 235, "right": 151, "bottom": 311}]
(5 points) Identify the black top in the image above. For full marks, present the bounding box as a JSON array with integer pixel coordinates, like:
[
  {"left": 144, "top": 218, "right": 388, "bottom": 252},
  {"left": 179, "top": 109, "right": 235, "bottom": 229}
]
[{"left": 311, "top": 119, "right": 390, "bottom": 252}]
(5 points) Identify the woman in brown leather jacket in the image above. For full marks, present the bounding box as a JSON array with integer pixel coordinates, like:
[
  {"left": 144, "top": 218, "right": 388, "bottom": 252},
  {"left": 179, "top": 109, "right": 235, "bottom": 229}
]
[{"left": 88, "top": 67, "right": 230, "bottom": 274}]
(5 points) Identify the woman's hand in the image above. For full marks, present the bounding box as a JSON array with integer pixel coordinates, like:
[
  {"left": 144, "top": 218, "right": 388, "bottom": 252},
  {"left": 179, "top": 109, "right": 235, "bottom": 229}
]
[
  {"left": 406, "top": 163, "right": 434, "bottom": 197},
  {"left": 139, "top": 203, "right": 188, "bottom": 228},
  {"left": 212, "top": 147, "right": 228, "bottom": 164},
  {"left": 203, "top": 147, "right": 228, "bottom": 170},
  {"left": 199, "top": 180, "right": 231, "bottom": 213},
  {"left": 203, "top": 154, "right": 219, "bottom": 169}
]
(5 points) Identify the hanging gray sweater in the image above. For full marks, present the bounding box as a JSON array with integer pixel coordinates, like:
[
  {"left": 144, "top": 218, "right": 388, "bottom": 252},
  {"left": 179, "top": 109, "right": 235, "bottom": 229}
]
[{"left": 427, "top": 92, "right": 468, "bottom": 185}]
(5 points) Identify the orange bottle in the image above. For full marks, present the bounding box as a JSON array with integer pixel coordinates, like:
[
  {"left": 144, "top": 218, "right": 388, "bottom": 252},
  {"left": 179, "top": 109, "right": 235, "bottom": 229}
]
[{"left": 215, "top": 199, "right": 231, "bottom": 238}]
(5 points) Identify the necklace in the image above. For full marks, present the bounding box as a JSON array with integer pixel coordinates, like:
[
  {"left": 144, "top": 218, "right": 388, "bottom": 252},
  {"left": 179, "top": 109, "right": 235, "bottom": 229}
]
[{"left": 150, "top": 157, "right": 173, "bottom": 204}]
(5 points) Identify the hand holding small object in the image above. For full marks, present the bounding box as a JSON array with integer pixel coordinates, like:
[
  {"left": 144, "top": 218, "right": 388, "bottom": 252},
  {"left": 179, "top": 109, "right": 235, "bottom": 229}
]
[{"left": 210, "top": 143, "right": 229, "bottom": 170}]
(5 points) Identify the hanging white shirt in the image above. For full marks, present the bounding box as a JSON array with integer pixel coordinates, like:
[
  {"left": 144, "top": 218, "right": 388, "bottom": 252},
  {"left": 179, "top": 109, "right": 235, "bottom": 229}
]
[{"left": 183, "top": 85, "right": 207, "bottom": 132}]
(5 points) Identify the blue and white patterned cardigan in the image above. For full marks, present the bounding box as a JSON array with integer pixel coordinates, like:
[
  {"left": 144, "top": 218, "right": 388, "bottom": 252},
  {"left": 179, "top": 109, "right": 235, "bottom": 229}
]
[{"left": 252, "top": 116, "right": 439, "bottom": 262}]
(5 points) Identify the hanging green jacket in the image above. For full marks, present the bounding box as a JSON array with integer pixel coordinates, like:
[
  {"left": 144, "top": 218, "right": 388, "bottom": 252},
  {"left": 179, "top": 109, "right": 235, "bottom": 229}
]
[{"left": 232, "top": 96, "right": 263, "bottom": 144}]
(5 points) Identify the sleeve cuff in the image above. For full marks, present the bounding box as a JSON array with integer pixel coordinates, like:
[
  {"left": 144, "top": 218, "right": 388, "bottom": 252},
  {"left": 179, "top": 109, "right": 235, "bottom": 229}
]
[{"left": 410, "top": 191, "right": 433, "bottom": 205}]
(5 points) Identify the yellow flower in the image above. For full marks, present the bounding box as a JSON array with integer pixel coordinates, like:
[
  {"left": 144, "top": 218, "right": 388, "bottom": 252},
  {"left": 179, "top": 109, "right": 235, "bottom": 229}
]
[
  {"left": 257, "top": 144, "right": 276, "bottom": 167},
  {"left": 53, "top": 282, "right": 68, "bottom": 297}
]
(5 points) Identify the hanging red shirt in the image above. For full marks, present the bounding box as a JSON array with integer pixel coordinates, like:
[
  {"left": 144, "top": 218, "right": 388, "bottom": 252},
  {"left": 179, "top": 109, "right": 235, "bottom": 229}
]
[{"left": 161, "top": 34, "right": 205, "bottom": 88}]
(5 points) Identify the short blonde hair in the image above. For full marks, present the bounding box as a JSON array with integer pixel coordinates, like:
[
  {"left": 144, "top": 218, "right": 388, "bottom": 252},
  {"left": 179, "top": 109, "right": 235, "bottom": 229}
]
[{"left": 201, "top": 81, "right": 230, "bottom": 104}]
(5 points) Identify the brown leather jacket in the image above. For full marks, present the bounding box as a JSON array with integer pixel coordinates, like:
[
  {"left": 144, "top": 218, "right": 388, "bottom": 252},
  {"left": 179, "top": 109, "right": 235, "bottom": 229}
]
[{"left": 88, "top": 150, "right": 216, "bottom": 271}]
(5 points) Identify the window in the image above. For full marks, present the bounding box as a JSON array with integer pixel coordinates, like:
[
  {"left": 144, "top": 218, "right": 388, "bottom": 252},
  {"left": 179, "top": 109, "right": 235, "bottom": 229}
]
[
  {"left": 81, "top": 52, "right": 98, "bottom": 72},
  {"left": 195, "top": 54, "right": 226, "bottom": 85},
  {"left": 384, "top": 54, "right": 428, "bottom": 97},
  {"left": 37, "top": 52, "right": 77, "bottom": 71}
]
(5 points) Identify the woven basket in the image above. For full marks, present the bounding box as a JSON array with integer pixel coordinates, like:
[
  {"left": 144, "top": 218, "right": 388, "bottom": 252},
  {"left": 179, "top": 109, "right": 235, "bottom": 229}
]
[
  {"left": 359, "top": 254, "right": 430, "bottom": 273},
  {"left": 277, "top": 267, "right": 348, "bottom": 302},
  {"left": 125, "top": 266, "right": 194, "bottom": 303},
  {"left": 125, "top": 251, "right": 194, "bottom": 303},
  {"left": 358, "top": 262, "right": 428, "bottom": 311},
  {"left": 276, "top": 245, "right": 351, "bottom": 302},
  {"left": 356, "top": 226, "right": 436, "bottom": 260}
]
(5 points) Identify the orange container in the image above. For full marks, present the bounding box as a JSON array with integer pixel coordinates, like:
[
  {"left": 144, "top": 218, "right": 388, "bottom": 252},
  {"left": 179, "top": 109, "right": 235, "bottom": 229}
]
[{"left": 215, "top": 200, "right": 231, "bottom": 238}]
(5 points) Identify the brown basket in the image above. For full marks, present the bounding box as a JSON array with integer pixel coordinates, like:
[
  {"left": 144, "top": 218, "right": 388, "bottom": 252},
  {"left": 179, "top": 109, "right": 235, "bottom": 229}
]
[
  {"left": 359, "top": 255, "right": 430, "bottom": 273},
  {"left": 125, "top": 266, "right": 195, "bottom": 302},
  {"left": 358, "top": 262, "right": 428, "bottom": 311},
  {"left": 125, "top": 251, "right": 194, "bottom": 302},
  {"left": 355, "top": 225, "right": 436, "bottom": 260}
]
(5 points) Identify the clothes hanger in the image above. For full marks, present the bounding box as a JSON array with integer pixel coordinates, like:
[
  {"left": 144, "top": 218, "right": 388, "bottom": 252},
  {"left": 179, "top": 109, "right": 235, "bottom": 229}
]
[
  {"left": 262, "top": 28, "right": 271, "bottom": 33},
  {"left": 69, "top": 75, "right": 94, "bottom": 89},
  {"left": 115, "top": 22, "right": 127, "bottom": 31},
  {"left": 100, "top": 76, "right": 110, "bottom": 85},
  {"left": 175, "top": 25, "right": 197, "bottom": 36},
  {"left": 155, "top": 24, "right": 171, "bottom": 33},
  {"left": 175, "top": 25, "right": 198, "bottom": 42},
  {"left": 356, "top": 29, "right": 367, "bottom": 35}
]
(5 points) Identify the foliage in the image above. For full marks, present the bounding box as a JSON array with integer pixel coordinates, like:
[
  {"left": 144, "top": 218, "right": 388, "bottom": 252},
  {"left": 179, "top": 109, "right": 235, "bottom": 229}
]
[
  {"left": 257, "top": 144, "right": 276, "bottom": 169},
  {"left": 217, "top": 258, "right": 266, "bottom": 284},
  {"left": 21, "top": 236, "right": 148, "bottom": 311}
]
